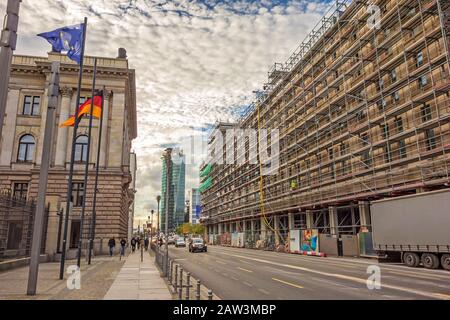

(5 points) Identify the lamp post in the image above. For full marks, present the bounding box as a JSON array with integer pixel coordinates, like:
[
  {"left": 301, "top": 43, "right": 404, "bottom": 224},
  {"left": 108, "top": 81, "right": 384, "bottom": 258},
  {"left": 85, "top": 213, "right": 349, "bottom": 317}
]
[
  {"left": 156, "top": 195, "right": 161, "bottom": 239},
  {"left": 0, "top": 0, "right": 21, "bottom": 141},
  {"left": 150, "top": 209, "right": 154, "bottom": 240}
]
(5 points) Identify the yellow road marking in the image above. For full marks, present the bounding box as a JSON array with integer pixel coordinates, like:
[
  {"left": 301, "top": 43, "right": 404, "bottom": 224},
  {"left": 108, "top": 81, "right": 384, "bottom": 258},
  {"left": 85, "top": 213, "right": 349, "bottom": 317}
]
[
  {"left": 272, "top": 277, "right": 304, "bottom": 289},
  {"left": 237, "top": 267, "right": 253, "bottom": 273}
]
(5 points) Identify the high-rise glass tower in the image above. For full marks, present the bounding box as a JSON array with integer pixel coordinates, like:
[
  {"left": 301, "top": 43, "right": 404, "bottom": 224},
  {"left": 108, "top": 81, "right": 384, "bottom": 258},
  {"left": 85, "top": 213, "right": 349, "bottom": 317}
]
[{"left": 160, "top": 149, "right": 185, "bottom": 232}]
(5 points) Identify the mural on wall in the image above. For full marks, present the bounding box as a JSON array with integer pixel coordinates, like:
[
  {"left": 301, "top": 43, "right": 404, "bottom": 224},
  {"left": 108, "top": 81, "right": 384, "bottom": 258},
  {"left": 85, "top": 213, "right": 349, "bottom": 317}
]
[{"left": 301, "top": 229, "right": 319, "bottom": 253}]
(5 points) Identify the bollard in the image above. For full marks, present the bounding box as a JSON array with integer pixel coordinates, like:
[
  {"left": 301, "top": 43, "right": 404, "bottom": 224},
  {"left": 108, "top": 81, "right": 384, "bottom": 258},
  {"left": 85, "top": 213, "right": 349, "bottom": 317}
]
[
  {"left": 186, "top": 272, "right": 190, "bottom": 300},
  {"left": 179, "top": 267, "right": 183, "bottom": 300},
  {"left": 174, "top": 264, "right": 178, "bottom": 292},
  {"left": 196, "top": 280, "right": 201, "bottom": 300},
  {"left": 168, "top": 260, "right": 173, "bottom": 284},
  {"left": 208, "top": 290, "right": 213, "bottom": 300}
]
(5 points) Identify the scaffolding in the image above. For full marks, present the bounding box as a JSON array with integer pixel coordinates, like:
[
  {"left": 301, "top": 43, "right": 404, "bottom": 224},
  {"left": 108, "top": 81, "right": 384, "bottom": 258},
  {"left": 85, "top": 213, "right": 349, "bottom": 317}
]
[{"left": 201, "top": 0, "right": 450, "bottom": 250}]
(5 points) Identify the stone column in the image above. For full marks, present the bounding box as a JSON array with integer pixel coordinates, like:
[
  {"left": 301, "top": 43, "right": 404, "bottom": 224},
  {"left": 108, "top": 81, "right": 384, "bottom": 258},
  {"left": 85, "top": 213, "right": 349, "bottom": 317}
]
[
  {"left": 108, "top": 91, "right": 124, "bottom": 168},
  {"left": 260, "top": 216, "right": 267, "bottom": 239},
  {"left": 55, "top": 87, "right": 72, "bottom": 167},
  {"left": 242, "top": 220, "right": 247, "bottom": 232},
  {"left": 359, "top": 201, "right": 371, "bottom": 230},
  {"left": 218, "top": 223, "right": 223, "bottom": 235},
  {"left": 274, "top": 215, "right": 280, "bottom": 245},
  {"left": 100, "top": 91, "right": 111, "bottom": 168},
  {"left": 306, "top": 210, "right": 313, "bottom": 229},
  {"left": 0, "top": 89, "right": 19, "bottom": 166},
  {"left": 329, "top": 206, "right": 339, "bottom": 236},
  {"left": 288, "top": 212, "right": 295, "bottom": 231}
]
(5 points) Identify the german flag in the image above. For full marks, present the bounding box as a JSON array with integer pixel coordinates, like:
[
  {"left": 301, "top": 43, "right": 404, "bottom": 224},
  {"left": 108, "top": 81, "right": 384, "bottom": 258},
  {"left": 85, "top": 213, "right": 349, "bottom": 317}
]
[{"left": 59, "top": 96, "right": 102, "bottom": 127}]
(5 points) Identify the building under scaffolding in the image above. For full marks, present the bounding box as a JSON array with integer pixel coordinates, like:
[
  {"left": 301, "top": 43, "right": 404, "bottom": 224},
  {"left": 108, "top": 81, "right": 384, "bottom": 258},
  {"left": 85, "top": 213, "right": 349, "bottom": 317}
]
[{"left": 200, "top": 0, "right": 450, "bottom": 256}]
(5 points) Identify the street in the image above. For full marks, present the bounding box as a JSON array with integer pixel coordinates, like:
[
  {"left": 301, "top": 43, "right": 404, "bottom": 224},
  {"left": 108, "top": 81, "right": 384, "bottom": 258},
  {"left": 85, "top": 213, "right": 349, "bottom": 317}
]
[{"left": 169, "top": 245, "right": 450, "bottom": 300}]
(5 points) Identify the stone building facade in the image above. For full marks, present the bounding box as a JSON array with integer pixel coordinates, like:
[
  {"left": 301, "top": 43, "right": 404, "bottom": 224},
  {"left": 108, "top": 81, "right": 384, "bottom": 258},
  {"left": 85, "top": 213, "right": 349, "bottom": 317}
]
[{"left": 0, "top": 51, "right": 137, "bottom": 257}]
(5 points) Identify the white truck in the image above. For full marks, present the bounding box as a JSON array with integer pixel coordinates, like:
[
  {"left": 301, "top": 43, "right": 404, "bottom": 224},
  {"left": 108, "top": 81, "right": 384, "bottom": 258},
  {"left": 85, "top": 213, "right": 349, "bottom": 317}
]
[{"left": 371, "top": 189, "right": 450, "bottom": 270}]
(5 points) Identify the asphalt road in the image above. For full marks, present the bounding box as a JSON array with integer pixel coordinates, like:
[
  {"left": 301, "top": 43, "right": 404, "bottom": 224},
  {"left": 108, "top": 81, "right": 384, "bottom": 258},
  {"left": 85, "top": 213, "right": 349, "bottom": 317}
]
[{"left": 168, "top": 245, "right": 450, "bottom": 300}]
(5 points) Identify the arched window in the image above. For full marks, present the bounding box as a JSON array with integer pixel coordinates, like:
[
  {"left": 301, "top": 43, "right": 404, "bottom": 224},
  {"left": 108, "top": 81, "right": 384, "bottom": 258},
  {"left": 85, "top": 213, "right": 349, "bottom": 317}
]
[
  {"left": 74, "top": 135, "right": 88, "bottom": 163},
  {"left": 17, "top": 134, "right": 35, "bottom": 162}
]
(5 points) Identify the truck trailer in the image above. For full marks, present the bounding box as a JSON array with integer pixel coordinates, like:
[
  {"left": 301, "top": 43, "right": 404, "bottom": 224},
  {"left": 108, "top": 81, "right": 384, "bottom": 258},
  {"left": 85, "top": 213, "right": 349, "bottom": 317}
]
[{"left": 371, "top": 189, "right": 450, "bottom": 270}]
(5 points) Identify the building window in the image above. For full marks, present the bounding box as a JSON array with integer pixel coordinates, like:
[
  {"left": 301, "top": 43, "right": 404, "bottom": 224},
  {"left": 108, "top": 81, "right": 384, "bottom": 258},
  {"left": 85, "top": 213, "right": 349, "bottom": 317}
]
[
  {"left": 425, "top": 129, "right": 436, "bottom": 151},
  {"left": 328, "top": 148, "right": 334, "bottom": 160},
  {"left": 391, "top": 70, "right": 397, "bottom": 82},
  {"left": 385, "top": 145, "right": 392, "bottom": 163},
  {"left": 395, "top": 117, "right": 404, "bottom": 133},
  {"left": 381, "top": 124, "right": 389, "bottom": 139},
  {"left": 22, "top": 96, "right": 40, "bottom": 116},
  {"left": 13, "top": 182, "right": 28, "bottom": 199},
  {"left": 17, "top": 134, "right": 35, "bottom": 162},
  {"left": 421, "top": 103, "right": 432, "bottom": 122},
  {"left": 7, "top": 222, "right": 23, "bottom": 250},
  {"left": 377, "top": 98, "right": 387, "bottom": 111},
  {"left": 399, "top": 140, "right": 407, "bottom": 158},
  {"left": 418, "top": 75, "right": 428, "bottom": 88},
  {"left": 74, "top": 135, "right": 88, "bottom": 163},
  {"left": 392, "top": 91, "right": 400, "bottom": 102},
  {"left": 378, "top": 78, "right": 384, "bottom": 91},
  {"left": 416, "top": 52, "right": 423, "bottom": 67},
  {"left": 71, "top": 182, "right": 85, "bottom": 207}
]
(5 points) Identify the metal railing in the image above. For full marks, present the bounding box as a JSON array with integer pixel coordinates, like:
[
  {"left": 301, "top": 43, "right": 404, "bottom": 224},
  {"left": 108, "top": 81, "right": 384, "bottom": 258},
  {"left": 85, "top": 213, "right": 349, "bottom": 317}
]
[{"left": 152, "top": 244, "right": 216, "bottom": 300}]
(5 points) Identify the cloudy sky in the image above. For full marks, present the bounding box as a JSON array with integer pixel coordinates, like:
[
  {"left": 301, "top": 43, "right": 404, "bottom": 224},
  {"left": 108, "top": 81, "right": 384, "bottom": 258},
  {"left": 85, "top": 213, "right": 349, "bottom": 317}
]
[{"left": 2, "top": 0, "right": 333, "bottom": 222}]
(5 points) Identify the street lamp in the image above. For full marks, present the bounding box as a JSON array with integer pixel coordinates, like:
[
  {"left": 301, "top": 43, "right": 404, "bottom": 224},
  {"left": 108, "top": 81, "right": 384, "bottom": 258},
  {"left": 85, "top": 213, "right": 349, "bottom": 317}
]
[
  {"left": 150, "top": 209, "right": 154, "bottom": 240},
  {"left": 156, "top": 195, "right": 161, "bottom": 239}
]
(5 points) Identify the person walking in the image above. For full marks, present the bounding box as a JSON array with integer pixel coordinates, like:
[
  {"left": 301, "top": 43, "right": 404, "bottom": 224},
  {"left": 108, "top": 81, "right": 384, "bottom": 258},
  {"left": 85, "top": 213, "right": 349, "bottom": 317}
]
[
  {"left": 108, "top": 237, "right": 116, "bottom": 257},
  {"left": 137, "top": 236, "right": 141, "bottom": 250},
  {"left": 120, "top": 238, "right": 127, "bottom": 258},
  {"left": 144, "top": 237, "right": 149, "bottom": 251},
  {"left": 131, "top": 237, "right": 136, "bottom": 253}
]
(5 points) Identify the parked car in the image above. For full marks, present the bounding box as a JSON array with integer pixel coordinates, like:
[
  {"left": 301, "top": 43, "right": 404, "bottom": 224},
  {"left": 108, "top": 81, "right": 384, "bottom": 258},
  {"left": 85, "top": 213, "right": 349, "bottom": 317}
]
[
  {"left": 167, "top": 236, "right": 176, "bottom": 245},
  {"left": 189, "top": 238, "right": 207, "bottom": 253},
  {"left": 175, "top": 238, "right": 186, "bottom": 248}
]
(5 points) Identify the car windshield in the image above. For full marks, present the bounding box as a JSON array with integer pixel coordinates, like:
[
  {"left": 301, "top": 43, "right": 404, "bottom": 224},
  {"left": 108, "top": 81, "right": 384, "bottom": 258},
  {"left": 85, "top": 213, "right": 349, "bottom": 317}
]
[{"left": 193, "top": 239, "right": 203, "bottom": 244}]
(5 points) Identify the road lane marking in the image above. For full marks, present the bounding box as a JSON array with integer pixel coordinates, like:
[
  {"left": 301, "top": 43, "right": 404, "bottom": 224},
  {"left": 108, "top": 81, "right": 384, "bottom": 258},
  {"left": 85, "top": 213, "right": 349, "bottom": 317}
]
[
  {"left": 385, "top": 269, "right": 450, "bottom": 281},
  {"left": 243, "top": 281, "right": 253, "bottom": 287},
  {"left": 219, "top": 251, "right": 450, "bottom": 300},
  {"left": 215, "top": 260, "right": 227, "bottom": 265},
  {"left": 231, "top": 276, "right": 239, "bottom": 281},
  {"left": 237, "top": 267, "right": 253, "bottom": 273},
  {"left": 272, "top": 277, "right": 304, "bottom": 289},
  {"left": 258, "top": 288, "right": 270, "bottom": 295}
]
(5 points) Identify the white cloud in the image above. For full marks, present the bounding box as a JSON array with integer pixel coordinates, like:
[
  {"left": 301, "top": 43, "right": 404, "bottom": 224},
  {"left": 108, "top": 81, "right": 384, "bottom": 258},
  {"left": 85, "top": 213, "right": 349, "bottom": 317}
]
[{"left": 2, "top": 0, "right": 329, "bottom": 220}]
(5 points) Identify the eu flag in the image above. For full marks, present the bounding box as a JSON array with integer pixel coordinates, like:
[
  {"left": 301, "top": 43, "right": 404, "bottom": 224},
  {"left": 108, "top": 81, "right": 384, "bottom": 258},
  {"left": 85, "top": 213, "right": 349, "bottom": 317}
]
[{"left": 38, "top": 24, "right": 85, "bottom": 65}]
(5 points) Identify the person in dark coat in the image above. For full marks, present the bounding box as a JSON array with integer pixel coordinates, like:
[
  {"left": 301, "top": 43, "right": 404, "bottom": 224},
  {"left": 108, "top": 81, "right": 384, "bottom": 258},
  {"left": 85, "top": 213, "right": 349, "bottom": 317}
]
[
  {"left": 108, "top": 237, "right": 116, "bottom": 257},
  {"left": 144, "top": 238, "right": 149, "bottom": 251},
  {"left": 120, "top": 238, "right": 127, "bottom": 257},
  {"left": 131, "top": 237, "right": 136, "bottom": 252}
]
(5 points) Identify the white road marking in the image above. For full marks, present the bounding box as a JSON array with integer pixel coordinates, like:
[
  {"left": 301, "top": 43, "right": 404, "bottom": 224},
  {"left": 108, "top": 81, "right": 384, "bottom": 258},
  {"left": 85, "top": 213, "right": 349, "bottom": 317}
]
[{"left": 219, "top": 251, "right": 450, "bottom": 300}]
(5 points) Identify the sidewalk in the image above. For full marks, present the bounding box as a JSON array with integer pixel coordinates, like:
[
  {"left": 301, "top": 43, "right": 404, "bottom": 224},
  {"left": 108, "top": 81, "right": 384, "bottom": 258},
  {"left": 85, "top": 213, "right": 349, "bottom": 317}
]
[{"left": 103, "top": 250, "right": 173, "bottom": 300}]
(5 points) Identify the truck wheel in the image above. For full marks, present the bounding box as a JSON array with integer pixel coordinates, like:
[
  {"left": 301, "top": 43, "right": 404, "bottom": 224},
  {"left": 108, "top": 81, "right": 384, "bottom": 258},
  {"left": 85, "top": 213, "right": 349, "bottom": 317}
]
[
  {"left": 422, "top": 253, "right": 439, "bottom": 269},
  {"left": 440, "top": 254, "right": 450, "bottom": 271},
  {"left": 403, "top": 252, "right": 420, "bottom": 267}
]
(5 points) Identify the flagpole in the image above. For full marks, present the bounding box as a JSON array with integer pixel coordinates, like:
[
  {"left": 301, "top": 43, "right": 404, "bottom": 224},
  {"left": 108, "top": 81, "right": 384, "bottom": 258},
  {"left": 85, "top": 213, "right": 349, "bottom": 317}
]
[
  {"left": 59, "top": 17, "right": 88, "bottom": 280},
  {"left": 88, "top": 86, "right": 105, "bottom": 265},
  {"left": 77, "top": 57, "right": 97, "bottom": 267}
]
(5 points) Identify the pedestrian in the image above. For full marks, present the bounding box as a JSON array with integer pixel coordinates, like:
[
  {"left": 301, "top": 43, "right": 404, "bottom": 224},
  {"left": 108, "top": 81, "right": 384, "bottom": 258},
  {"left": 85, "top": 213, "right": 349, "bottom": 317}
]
[
  {"left": 144, "top": 237, "right": 149, "bottom": 251},
  {"left": 139, "top": 238, "right": 144, "bottom": 251},
  {"left": 108, "top": 237, "right": 116, "bottom": 257},
  {"left": 137, "top": 236, "right": 140, "bottom": 250},
  {"left": 120, "top": 238, "right": 126, "bottom": 257},
  {"left": 131, "top": 237, "right": 136, "bottom": 253}
]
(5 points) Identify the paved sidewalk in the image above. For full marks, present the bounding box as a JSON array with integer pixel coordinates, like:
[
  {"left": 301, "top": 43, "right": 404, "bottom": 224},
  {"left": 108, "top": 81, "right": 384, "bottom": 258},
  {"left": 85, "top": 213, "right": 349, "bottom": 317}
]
[{"left": 103, "top": 250, "right": 173, "bottom": 300}]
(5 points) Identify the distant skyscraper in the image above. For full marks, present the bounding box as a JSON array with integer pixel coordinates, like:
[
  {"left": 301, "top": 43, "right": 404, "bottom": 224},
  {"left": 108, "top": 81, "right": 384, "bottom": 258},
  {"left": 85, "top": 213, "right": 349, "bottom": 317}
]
[
  {"left": 190, "top": 188, "right": 201, "bottom": 224},
  {"left": 160, "top": 149, "right": 185, "bottom": 232}
]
